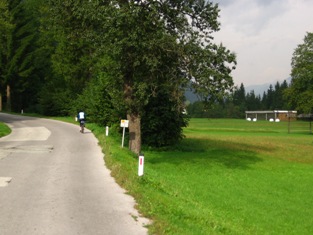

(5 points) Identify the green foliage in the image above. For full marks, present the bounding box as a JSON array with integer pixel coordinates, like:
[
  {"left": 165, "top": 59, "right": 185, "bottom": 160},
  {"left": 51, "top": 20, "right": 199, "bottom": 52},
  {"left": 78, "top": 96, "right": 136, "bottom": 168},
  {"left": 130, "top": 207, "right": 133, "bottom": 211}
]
[
  {"left": 45, "top": 0, "right": 236, "bottom": 153},
  {"left": 141, "top": 89, "right": 189, "bottom": 147},
  {"left": 187, "top": 101, "right": 207, "bottom": 118},
  {"left": 186, "top": 43, "right": 236, "bottom": 103},
  {"left": 233, "top": 83, "right": 246, "bottom": 111},
  {"left": 246, "top": 90, "right": 261, "bottom": 110},
  {"left": 0, "top": 0, "right": 13, "bottom": 85},
  {"left": 3, "top": 0, "right": 238, "bottom": 150},
  {"left": 286, "top": 32, "right": 313, "bottom": 113},
  {"left": 38, "top": 77, "right": 75, "bottom": 116},
  {"left": 0, "top": 0, "right": 48, "bottom": 112},
  {"left": 73, "top": 74, "right": 126, "bottom": 126}
]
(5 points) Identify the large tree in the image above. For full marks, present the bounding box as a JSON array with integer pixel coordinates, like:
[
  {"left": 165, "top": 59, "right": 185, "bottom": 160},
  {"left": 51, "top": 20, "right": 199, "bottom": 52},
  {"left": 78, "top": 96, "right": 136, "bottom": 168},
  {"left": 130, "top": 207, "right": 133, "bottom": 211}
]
[
  {"left": 286, "top": 32, "right": 313, "bottom": 113},
  {"left": 0, "top": 0, "right": 13, "bottom": 111},
  {"left": 1, "top": 0, "right": 46, "bottom": 112},
  {"left": 47, "top": 0, "right": 236, "bottom": 154}
]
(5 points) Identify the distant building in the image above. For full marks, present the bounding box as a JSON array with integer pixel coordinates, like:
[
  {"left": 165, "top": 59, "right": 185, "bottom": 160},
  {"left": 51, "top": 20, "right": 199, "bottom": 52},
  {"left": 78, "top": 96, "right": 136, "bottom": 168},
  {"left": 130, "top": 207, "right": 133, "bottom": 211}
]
[{"left": 245, "top": 110, "right": 297, "bottom": 121}]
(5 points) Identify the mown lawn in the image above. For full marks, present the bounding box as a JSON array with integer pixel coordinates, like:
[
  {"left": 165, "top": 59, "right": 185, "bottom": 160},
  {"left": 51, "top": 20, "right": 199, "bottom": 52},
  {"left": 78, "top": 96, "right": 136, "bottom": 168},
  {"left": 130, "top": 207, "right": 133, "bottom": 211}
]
[{"left": 91, "top": 118, "right": 313, "bottom": 235}]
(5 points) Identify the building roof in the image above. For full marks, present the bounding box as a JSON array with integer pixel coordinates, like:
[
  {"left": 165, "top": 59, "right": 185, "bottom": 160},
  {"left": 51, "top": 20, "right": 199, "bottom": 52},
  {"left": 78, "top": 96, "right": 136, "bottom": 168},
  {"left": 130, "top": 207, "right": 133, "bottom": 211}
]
[{"left": 245, "top": 110, "right": 297, "bottom": 114}]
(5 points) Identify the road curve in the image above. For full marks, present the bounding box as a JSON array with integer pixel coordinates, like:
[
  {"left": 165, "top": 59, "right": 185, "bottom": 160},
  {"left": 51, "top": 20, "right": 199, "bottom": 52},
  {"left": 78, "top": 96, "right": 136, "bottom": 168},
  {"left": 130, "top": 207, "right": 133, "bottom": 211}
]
[{"left": 0, "top": 113, "right": 149, "bottom": 235}]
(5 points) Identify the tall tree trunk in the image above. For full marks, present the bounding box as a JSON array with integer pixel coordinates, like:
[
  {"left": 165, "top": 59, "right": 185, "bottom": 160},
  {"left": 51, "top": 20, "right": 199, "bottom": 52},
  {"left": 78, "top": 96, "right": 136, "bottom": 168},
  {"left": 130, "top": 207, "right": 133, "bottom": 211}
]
[
  {"left": 6, "top": 85, "right": 11, "bottom": 111},
  {"left": 0, "top": 93, "right": 2, "bottom": 111},
  {"left": 127, "top": 113, "right": 141, "bottom": 155}
]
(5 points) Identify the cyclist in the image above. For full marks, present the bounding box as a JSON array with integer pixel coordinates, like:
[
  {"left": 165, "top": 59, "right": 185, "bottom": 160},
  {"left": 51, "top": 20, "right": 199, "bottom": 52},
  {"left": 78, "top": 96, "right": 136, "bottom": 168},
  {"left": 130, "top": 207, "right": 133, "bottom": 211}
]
[{"left": 77, "top": 110, "right": 86, "bottom": 133}]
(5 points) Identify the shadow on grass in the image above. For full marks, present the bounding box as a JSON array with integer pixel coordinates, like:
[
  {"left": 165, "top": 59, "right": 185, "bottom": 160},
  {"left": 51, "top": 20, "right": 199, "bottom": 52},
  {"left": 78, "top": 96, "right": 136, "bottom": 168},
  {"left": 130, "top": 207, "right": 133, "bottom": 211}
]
[{"left": 147, "top": 137, "right": 269, "bottom": 170}]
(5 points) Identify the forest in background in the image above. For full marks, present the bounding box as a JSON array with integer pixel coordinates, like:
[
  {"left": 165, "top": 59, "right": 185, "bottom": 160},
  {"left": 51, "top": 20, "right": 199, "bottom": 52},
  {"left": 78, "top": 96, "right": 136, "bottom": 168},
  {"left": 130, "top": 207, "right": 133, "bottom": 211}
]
[{"left": 187, "top": 80, "right": 291, "bottom": 118}]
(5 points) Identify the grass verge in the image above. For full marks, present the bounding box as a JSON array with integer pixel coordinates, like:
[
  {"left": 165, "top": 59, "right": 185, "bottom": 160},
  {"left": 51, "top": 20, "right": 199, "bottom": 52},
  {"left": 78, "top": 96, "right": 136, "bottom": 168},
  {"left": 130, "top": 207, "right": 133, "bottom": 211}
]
[{"left": 0, "top": 122, "right": 11, "bottom": 138}]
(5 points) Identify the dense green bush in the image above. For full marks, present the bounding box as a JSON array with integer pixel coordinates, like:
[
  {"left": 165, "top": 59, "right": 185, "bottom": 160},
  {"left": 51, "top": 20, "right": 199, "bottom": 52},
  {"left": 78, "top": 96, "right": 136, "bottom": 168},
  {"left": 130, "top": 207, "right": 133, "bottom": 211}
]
[
  {"left": 141, "top": 90, "right": 189, "bottom": 147},
  {"left": 38, "top": 77, "right": 75, "bottom": 116},
  {"left": 73, "top": 75, "right": 125, "bottom": 126}
]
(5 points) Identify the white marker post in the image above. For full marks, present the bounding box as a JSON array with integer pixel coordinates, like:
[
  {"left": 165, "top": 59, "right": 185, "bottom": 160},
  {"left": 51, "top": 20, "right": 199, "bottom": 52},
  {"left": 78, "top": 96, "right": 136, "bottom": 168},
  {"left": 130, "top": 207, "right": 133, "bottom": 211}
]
[
  {"left": 138, "top": 155, "right": 144, "bottom": 176},
  {"left": 120, "top": 119, "right": 129, "bottom": 148},
  {"left": 106, "top": 126, "right": 109, "bottom": 136}
]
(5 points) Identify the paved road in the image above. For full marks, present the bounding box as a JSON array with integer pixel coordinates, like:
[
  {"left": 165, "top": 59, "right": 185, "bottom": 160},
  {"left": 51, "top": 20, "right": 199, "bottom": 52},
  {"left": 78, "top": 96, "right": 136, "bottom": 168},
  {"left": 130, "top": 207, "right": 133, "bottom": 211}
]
[{"left": 0, "top": 113, "right": 149, "bottom": 235}]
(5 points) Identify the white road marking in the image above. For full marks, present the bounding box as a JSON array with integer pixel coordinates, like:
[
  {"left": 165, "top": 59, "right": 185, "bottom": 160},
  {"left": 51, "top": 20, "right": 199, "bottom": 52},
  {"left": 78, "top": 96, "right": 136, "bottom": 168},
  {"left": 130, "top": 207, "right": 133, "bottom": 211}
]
[{"left": 0, "top": 177, "right": 12, "bottom": 187}]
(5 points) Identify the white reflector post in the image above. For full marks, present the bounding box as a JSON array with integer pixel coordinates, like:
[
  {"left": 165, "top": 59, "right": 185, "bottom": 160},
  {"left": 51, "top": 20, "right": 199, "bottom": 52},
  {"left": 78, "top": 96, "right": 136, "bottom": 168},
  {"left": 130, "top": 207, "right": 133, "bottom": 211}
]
[
  {"left": 138, "top": 155, "right": 144, "bottom": 176},
  {"left": 106, "top": 126, "right": 109, "bottom": 136}
]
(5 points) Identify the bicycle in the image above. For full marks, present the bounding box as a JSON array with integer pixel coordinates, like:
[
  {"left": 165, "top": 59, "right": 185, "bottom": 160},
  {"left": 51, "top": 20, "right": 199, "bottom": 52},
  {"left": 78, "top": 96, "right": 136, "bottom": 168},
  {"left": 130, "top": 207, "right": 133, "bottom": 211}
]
[{"left": 79, "top": 119, "right": 85, "bottom": 133}]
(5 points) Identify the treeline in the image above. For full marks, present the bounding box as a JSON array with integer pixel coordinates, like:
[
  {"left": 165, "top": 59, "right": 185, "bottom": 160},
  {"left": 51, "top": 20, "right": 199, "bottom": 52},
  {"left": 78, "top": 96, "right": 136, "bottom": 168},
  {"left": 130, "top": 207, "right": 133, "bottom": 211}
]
[{"left": 187, "top": 80, "right": 292, "bottom": 118}]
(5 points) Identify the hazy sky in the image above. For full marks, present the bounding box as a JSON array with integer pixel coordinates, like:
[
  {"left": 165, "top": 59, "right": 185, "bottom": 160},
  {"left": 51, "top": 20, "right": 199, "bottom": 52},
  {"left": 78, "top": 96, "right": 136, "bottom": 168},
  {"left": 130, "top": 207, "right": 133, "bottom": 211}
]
[{"left": 212, "top": 0, "right": 313, "bottom": 86}]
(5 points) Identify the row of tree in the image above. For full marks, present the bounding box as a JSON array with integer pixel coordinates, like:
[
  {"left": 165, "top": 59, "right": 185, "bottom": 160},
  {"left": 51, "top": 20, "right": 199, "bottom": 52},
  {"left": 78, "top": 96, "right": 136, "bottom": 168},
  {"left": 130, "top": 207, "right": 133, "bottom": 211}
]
[
  {"left": 0, "top": 0, "right": 237, "bottom": 154},
  {"left": 187, "top": 80, "right": 291, "bottom": 118}
]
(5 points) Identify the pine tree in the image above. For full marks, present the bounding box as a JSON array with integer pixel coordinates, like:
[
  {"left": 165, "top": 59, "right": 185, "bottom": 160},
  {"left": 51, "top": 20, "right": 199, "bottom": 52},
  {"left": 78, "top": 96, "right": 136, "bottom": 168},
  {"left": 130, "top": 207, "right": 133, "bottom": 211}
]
[
  {"left": 0, "top": 0, "right": 13, "bottom": 111},
  {"left": 3, "top": 0, "right": 44, "bottom": 111}
]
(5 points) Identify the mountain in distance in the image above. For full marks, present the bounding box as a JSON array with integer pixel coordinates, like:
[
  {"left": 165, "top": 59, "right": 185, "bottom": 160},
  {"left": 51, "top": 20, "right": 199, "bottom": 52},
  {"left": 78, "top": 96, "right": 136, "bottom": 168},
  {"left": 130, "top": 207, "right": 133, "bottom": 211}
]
[
  {"left": 245, "top": 77, "right": 291, "bottom": 97},
  {"left": 245, "top": 83, "right": 271, "bottom": 96},
  {"left": 184, "top": 83, "right": 271, "bottom": 103}
]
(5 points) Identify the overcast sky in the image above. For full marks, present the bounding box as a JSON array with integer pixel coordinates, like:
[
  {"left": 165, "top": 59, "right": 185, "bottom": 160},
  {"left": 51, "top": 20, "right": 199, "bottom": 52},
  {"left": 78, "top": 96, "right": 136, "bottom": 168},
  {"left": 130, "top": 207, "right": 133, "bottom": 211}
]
[{"left": 212, "top": 0, "right": 313, "bottom": 86}]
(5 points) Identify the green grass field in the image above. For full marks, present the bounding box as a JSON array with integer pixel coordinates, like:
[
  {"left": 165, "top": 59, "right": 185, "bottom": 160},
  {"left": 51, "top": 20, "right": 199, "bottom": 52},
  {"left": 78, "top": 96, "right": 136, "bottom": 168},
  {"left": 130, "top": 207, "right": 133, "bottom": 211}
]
[{"left": 90, "top": 118, "right": 313, "bottom": 235}]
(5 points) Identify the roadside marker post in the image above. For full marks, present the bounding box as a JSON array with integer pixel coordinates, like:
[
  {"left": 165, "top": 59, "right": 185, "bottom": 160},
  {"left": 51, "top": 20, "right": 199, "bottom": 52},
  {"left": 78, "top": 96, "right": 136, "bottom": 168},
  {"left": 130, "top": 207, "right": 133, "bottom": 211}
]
[
  {"left": 120, "top": 119, "right": 129, "bottom": 148},
  {"left": 106, "top": 126, "right": 109, "bottom": 136},
  {"left": 138, "top": 155, "right": 144, "bottom": 176}
]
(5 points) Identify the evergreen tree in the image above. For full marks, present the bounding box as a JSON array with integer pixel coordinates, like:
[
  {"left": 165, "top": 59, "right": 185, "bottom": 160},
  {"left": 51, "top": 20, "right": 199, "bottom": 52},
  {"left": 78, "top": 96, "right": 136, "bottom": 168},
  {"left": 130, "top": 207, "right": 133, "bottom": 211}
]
[
  {"left": 266, "top": 84, "right": 275, "bottom": 110},
  {"left": 2, "top": 0, "right": 45, "bottom": 112},
  {"left": 232, "top": 83, "right": 246, "bottom": 116},
  {"left": 280, "top": 80, "right": 290, "bottom": 109},
  {"left": 261, "top": 91, "right": 267, "bottom": 109},
  {"left": 0, "top": 0, "right": 13, "bottom": 111},
  {"left": 273, "top": 81, "right": 289, "bottom": 110},
  {"left": 246, "top": 90, "right": 261, "bottom": 110}
]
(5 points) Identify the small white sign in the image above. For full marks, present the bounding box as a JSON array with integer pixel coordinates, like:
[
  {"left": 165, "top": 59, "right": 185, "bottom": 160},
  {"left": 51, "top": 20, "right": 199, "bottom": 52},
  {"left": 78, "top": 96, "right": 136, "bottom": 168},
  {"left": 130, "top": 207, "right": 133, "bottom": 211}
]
[
  {"left": 120, "top": 119, "right": 129, "bottom": 128},
  {"left": 138, "top": 155, "right": 144, "bottom": 176}
]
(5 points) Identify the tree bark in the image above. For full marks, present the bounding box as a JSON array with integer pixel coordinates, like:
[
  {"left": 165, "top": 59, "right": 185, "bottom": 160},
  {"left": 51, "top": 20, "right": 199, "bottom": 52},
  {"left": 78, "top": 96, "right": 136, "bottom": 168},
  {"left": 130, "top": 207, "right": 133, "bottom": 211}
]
[
  {"left": 127, "top": 113, "right": 141, "bottom": 155},
  {"left": 6, "top": 85, "right": 11, "bottom": 111}
]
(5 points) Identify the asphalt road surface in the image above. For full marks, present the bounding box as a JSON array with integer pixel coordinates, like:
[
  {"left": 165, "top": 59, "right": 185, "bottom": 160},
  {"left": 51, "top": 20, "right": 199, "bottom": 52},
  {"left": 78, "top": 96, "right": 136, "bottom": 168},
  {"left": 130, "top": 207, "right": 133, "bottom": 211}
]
[{"left": 0, "top": 113, "right": 149, "bottom": 235}]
